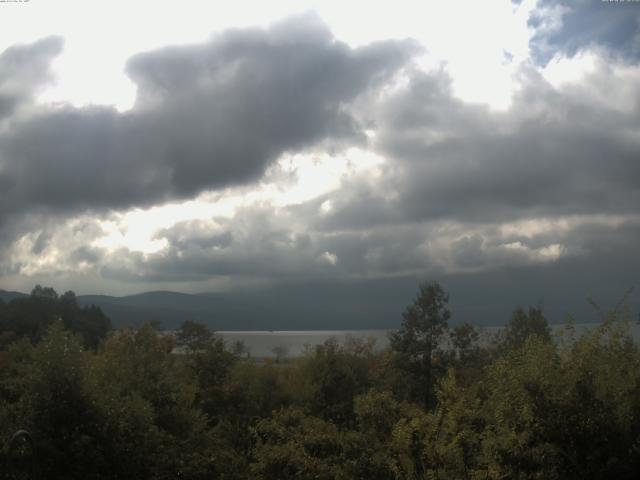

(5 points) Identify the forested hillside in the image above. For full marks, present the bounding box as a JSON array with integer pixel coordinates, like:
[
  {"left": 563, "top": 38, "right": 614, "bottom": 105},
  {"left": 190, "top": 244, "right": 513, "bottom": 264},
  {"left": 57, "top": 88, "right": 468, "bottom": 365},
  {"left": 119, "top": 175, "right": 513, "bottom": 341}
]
[{"left": 1, "top": 283, "right": 639, "bottom": 479}]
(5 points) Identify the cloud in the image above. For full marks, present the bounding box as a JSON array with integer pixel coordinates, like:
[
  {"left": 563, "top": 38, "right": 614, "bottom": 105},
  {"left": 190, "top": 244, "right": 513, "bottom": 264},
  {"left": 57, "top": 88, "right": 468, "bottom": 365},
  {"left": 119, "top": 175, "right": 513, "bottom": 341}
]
[
  {"left": 0, "top": 14, "right": 417, "bottom": 240},
  {"left": 2, "top": 11, "right": 639, "bottom": 326},
  {"left": 0, "top": 36, "right": 63, "bottom": 119},
  {"left": 528, "top": 0, "right": 640, "bottom": 65},
  {"left": 315, "top": 61, "right": 640, "bottom": 232},
  {"left": 9, "top": 54, "right": 640, "bottom": 293},
  {"left": 67, "top": 210, "right": 640, "bottom": 326},
  {"left": 101, "top": 206, "right": 329, "bottom": 283},
  {"left": 69, "top": 246, "right": 104, "bottom": 265},
  {"left": 156, "top": 220, "right": 234, "bottom": 250}
]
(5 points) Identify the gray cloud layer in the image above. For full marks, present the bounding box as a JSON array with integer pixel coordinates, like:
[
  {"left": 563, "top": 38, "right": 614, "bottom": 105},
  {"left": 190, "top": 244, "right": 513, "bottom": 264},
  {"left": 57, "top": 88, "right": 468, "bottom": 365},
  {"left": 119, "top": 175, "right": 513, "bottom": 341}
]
[
  {"left": 2, "top": 13, "right": 639, "bottom": 324},
  {"left": 529, "top": 0, "right": 640, "bottom": 64},
  {"left": 95, "top": 55, "right": 640, "bottom": 319},
  {"left": 0, "top": 36, "right": 63, "bottom": 119},
  {"left": 0, "top": 15, "right": 415, "bottom": 228},
  {"left": 315, "top": 65, "right": 640, "bottom": 231}
]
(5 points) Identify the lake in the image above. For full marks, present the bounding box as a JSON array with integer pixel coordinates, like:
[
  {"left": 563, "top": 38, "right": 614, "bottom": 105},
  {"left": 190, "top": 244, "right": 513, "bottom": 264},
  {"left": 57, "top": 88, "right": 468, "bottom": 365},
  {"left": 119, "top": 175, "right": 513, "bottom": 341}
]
[
  {"left": 218, "top": 322, "right": 640, "bottom": 358},
  {"left": 218, "top": 329, "right": 391, "bottom": 358}
]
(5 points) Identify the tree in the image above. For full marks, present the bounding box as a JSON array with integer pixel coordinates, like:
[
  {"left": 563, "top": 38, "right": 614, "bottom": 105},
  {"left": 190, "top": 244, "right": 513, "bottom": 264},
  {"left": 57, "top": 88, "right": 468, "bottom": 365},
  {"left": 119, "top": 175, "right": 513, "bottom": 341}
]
[
  {"left": 501, "top": 305, "right": 550, "bottom": 351},
  {"left": 252, "top": 407, "right": 393, "bottom": 480},
  {"left": 175, "top": 320, "right": 213, "bottom": 352},
  {"left": 480, "top": 316, "right": 640, "bottom": 479},
  {"left": 0, "top": 287, "right": 110, "bottom": 349},
  {"left": 449, "top": 323, "right": 479, "bottom": 359},
  {"left": 293, "top": 338, "right": 373, "bottom": 427},
  {"left": 389, "top": 281, "right": 450, "bottom": 408},
  {"left": 189, "top": 335, "right": 237, "bottom": 418},
  {"left": 88, "top": 324, "right": 217, "bottom": 479},
  {"left": 271, "top": 345, "right": 289, "bottom": 363},
  {"left": 30, "top": 285, "right": 58, "bottom": 300},
  {"left": 3, "top": 321, "right": 102, "bottom": 479},
  {"left": 231, "top": 339, "right": 250, "bottom": 358},
  {"left": 446, "top": 322, "right": 489, "bottom": 386},
  {"left": 251, "top": 408, "right": 344, "bottom": 480}
]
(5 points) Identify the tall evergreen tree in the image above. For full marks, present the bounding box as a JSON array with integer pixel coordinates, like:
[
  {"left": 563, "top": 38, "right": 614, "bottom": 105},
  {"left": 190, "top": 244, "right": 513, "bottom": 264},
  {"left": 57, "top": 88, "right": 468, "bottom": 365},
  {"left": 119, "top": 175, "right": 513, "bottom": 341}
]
[{"left": 389, "top": 281, "right": 450, "bottom": 408}]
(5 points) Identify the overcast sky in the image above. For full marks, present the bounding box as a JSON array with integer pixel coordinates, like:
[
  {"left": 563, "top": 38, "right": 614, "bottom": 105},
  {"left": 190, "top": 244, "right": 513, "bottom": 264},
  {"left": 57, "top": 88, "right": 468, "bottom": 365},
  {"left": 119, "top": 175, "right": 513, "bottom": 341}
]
[{"left": 1, "top": 0, "right": 639, "bottom": 324}]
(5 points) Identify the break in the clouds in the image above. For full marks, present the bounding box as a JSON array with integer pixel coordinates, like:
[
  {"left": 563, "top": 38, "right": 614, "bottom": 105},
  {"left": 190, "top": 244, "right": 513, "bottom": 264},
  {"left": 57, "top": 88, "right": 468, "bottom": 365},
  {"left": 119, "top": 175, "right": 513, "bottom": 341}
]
[{"left": 2, "top": 3, "right": 640, "bottom": 324}]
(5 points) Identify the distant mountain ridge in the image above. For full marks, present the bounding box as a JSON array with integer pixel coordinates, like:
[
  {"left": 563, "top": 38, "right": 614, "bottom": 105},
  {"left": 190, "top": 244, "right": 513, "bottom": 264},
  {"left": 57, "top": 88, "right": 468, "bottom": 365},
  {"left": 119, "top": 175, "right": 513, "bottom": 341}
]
[
  {"left": 77, "top": 291, "right": 231, "bottom": 330},
  {"left": 76, "top": 285, "right": 410, "bottom": 330},
  {"left": 0, "top": 289, "right": 28, "bottom": 303},
  {"left": 1, "top": 280, "right": 415, "bottom": 330},
  {"left": 3, "top": 269, "right": 618, "bottom": 330}
]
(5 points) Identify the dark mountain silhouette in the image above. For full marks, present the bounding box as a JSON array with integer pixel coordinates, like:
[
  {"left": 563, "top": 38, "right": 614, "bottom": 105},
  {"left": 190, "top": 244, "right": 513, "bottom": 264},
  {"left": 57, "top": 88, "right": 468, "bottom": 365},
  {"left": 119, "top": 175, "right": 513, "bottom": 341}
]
[
  {"left": 3, "top": 263, "right": 632, "bottom": 330},
  {"left": 73, "top": 280, "right": 417, "bottom": 330},
  {"left": 4, "top": 283, "right": 412, "bottom": 330},
  {"left": 0, "top": 289, "right": 28, "bottom": 303}
]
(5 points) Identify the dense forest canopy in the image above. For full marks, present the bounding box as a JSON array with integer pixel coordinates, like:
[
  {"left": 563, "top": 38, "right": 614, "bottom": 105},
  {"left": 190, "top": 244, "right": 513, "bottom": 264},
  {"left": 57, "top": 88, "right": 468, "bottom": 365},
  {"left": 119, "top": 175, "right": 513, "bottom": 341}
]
[
  {"left": 1, "top": 283, "right": 639, "bottom": 479},
  {"left": 0, "top": 286, "right": 111, "bottom": 350}
]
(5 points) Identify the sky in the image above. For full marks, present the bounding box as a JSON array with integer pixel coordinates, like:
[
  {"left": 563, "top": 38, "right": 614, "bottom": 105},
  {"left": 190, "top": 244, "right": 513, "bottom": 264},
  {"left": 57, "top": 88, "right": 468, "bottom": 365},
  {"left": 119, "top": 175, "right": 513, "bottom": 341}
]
[{"left": 1, "top": 0, "right": 639, "bottom": 325}]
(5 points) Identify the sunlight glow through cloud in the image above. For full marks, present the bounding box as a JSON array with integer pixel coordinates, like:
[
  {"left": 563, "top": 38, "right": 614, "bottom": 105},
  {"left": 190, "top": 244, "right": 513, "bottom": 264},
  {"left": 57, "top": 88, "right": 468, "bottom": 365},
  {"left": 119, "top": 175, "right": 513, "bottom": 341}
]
[
  {"left": 3, "top": 0, "right": 538, "bottom": 112},
  {"left": 91, "top": 148, "right": 385, "bottom": 254}
]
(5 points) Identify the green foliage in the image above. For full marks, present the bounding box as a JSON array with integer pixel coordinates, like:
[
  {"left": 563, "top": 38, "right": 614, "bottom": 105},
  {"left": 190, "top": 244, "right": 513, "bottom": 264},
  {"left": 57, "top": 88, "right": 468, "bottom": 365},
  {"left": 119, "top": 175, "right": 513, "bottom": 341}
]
[
  {"left": 252, "top": 407, "right": 395, "bottom": 480},
  {"left": 0, "top": 322, "right": 101, "bottom": 479},
  {"left": 449, "top": 322, "right": 480, "bottom": 360},
  {"left": 251, "top": 407, "right": 345, "bottom": 479},
  {"left": 500, "top": 305, "right": 551, "bottom": 351},
  {"left": 355, "top": 390, "right": 404, "bottom": 438},
  {"left": 225, "top": 362, "right": 290, "bottom": 418},
  {"left": 389, "top": 281, "right": 451, "bottom": 408},
  {"left": 293, "top": 337, "right": 373, "bottom": 427},
  {"left": 1, "top": 282, "right": 640, "bottom": 479},
  {"left": 0, "top": 285, "right": 111, "bottom": 349},
  {"left": 479, "top": 314, "right": 640, "bottom": 479},
  {"left": 175, "top": 319, "right": 213, "bottom": 352},
  {"left": 188, "top": 333, "right": 238, "bottom": 418},
  {"left": 445, "top": 322, "right": 493, "bottom": 387}
]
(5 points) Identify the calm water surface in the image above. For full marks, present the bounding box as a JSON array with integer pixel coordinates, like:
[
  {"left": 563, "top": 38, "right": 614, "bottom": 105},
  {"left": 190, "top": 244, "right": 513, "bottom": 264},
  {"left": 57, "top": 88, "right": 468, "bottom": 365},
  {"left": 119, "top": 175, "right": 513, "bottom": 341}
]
[
  {"left": 218, "top": 330, "right": 390, "bottom": 358},
  {"left": 218, "top": 323, "right": 640, "bottom": 358}
]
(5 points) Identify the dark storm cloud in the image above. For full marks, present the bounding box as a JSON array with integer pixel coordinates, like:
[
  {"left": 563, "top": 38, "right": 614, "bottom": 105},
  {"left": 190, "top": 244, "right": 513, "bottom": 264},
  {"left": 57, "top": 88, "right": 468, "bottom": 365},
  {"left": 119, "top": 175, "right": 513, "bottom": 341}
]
[
  {"left": 315, "top": 66, "right": 640, "bottom": 231},
  {"left": 442, "top": 219, "right": 640, "bottom": 325},
  {"left": 0, "top": 36, "right": 63, "bottom": 119},
  {"left": 0, "top": 15, "right": 417, "bottom": 236},
  {"left": 96, "top": 211, "right": 640, "bottom": 327},
  {"left": 529, "top": 0, "right": 640, "bottom": 64},
  {"left": 156, "top": 221, "right": 234, "bottom": 251},
  {"left": 31, "top": 230, "right": 51, "bottom": 255},
  {"left": 96, "top": 206, "right": 541, "bottom": 285},
  {"left": 123, "top": 15, "right": 416, "bottom": 196},
  {"left": 101, "top": 56, "right": 640, "bottom": 288},
  {"left": 102, "top": 208, "right": 330, "bottom": 283},
  {"left": 69, "top": 246, "right": 104, "bottom": 265}
]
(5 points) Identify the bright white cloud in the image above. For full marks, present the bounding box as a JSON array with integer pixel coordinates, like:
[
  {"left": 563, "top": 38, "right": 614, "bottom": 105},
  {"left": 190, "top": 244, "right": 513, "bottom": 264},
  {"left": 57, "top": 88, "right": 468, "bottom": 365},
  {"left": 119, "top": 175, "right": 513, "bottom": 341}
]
[
  {"left": 88, "top": 147, "right": 384, "bottom": 255},
  {"left": 1, "top": 0, "right": 537, "bottom": 111}
]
